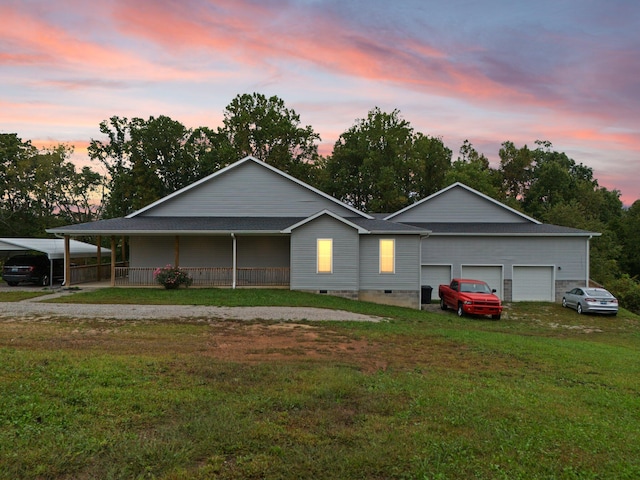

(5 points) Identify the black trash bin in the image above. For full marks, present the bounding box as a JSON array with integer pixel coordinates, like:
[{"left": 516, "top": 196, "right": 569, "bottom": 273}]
[{"left": 421, "top": 285, "right": 433, "bottom": 304}]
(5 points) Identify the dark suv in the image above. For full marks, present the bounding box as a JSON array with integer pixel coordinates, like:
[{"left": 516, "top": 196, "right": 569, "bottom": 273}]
[{"left": 2, "top": 254, "right": 64, "bottom": 286}]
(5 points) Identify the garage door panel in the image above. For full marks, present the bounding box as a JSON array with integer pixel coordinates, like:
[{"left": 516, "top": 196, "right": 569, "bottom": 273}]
[
  {"left": 422, "top": 265, "right": 451, "bottom": 300},
  {"left": 513, "top": 266, "right": 554, "bottom": 301},
  {"left": 461, "top": 266, "right": 503, "bottom": 299}
]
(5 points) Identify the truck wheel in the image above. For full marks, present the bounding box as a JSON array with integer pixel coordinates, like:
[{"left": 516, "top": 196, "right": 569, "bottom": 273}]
[
  {"left": 440, "top": 298, "right": 447, "bottom": 311},
  {"left": 492, "top": 314, "right": 501, "bottom": 320},
  {"left": 457, "top": 303, "right": 464, "bottom": 317}
]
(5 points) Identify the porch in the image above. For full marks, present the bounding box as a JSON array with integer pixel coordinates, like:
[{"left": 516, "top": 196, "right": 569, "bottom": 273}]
[{"left": 114, "top": 266, "right": 290, "bottom": 287}]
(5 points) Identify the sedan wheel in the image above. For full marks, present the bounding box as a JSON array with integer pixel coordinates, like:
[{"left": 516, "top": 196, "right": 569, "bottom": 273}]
[
  {"left": 40, "top": 275, "right": 49, "bottom": 287},
  {"left": 577, "top": 303, "right": 583, "bottom": 315},
  {"left": 562, "top": 298, "right": 567, "bottom": 308}
]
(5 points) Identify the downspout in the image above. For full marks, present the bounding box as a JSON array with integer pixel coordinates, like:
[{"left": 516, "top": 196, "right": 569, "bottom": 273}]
[
  {"left": 586, "top": 235, "right": 592, "bottom": 286},
  {"left": 231, "top": 233, "right": 237, "bottom": 289}
]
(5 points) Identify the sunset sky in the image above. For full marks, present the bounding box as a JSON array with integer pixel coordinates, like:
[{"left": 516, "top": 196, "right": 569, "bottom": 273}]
[{"left": 2, "top": 0, "right": 639, "bottom": 205}]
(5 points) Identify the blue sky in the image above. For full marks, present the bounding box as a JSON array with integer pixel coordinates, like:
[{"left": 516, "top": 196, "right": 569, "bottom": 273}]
[{"left": 2, "top": 0, "right": 638, "bottom": 204}]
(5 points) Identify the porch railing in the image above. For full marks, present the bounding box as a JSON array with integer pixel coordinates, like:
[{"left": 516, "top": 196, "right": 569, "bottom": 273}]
[
  {"left": 70, "top": 262, "right": 126, "bottom": 284},
  {"left": 113, "top": 267, "right": 290, "bottom": 287}
]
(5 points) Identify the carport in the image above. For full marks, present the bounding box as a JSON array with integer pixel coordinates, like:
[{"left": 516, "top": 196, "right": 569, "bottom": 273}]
[{"left": 0, "top": 238, "right": 111, "bottom": 287}]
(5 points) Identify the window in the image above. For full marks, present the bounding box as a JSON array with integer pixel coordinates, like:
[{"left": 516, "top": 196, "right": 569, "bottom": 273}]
[
  {"left": 317, "top": 239, "right": 333, "bottom": 273},
  {"left": 379, "top": 239, "right": 395, "bottom": 273}
]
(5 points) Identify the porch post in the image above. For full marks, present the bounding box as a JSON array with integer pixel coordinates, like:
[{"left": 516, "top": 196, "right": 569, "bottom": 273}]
[
  {"left": 96, "top": 235, "right": 102, "bottom": 281},
  {"left": 174, "top": 236, "right": 180, "bottom": 267},
  {"left": 231, "top": 233, "right": 236, "bottom": 289},
  {"left": 121, "top": 236, "right": 126, "bottom": 266},
  {"left": 64, "top": 235, "right": 71, "bottom": 287},
  {"left": 110, "top": 236, "right": 116, "bottom": 287}
]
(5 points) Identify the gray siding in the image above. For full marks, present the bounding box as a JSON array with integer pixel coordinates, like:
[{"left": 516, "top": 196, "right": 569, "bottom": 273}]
[
  {"left": 237, "top": 236, "right": 290, "bottom": 267},
  {"left": 130, "top": 236, "right": 175, "bottom": 268},
  {"left": 359, "top": 235, "right": 421, "bottom": 290},
  {"left": 392, "top": 186, "right": 530, "bottom": 223},
  {"left": 179, "top": 237, "right": 232, "bottom": 267},
  {"left": 290, "top": 216, "right": 359, "bottom": 291},
  {"left": 421, "top": 236, "right": 587, "bottom": 281},
  {"left": 130, "top": 235, "right": 289, "bottom": 268},
  {"left": 143, "top": 160, "right": 358, "bottom": 218}
]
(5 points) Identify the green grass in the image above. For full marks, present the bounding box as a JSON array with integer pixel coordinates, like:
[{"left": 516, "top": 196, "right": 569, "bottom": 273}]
[
  {"left": 2, "top": 289, "right": 640, "bottom": 479},
  {"left": 0, "top": 290, "right": 51, "bottom": 302}
]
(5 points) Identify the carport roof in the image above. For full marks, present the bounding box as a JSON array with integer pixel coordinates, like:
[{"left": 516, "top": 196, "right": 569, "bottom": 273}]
[{"left": 0, "top": 238, "right": 111, "bottom": 260}]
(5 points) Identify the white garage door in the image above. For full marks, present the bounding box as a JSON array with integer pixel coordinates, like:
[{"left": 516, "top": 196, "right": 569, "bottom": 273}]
[
  {"left": 461, "top": 266, "right": 503, "bottom": 299},
  {"left": 421, "top": 265, "right": 452, "bottom": 300},
  {"left": 512, "top": 266, "right": 554, "bottom": 301}
]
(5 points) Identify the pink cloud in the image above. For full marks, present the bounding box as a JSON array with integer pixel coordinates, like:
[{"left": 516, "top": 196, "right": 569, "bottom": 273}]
[{"left": 0, "top": 4, "right": 203, "bottom": 82}]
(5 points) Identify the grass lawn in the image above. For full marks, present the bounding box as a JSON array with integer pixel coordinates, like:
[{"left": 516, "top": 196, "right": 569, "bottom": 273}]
[{"left": 1, "top": 289, "right": 639, "bottom": 479}]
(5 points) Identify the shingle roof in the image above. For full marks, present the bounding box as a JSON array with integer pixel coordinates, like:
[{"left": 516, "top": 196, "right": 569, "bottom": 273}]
[
  {"left": 404, "top": 222, "right": 598, "bottom": 236},
  {"left": 48, "top": 217, "right": 308, "bottom": 235},
  {"left": 48, "top": 215, "right": 432, "bottom": 236},
  {"left": 347, "top": 218, "right": 430, "bottom": 234}
]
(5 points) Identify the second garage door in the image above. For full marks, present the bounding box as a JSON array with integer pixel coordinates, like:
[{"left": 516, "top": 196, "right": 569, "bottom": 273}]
[{"left": 460, "top": 266, "right": 503, "bottom": 299}]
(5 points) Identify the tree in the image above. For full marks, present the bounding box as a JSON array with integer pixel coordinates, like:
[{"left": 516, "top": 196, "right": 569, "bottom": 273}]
[
  {"left": 0, "top": 133, "right": 104, "bottom": 236},
  {"left": 499, "top": 140, "right": 533, "bottom": 201},
  {"left": 618, "top": 200, "right": 640, "bottom": 278},
  {"left": 321, "top": 108, "right": 451, "bottom": 212},
  {"left": 89, "top": 116, "right": 232, "bottom": 217},
  {"left": 443, "top": 141, "right": 502, "bottom": 199},
  {"left": 523, "top": 142, "right": 599, "bottom": 220},
  {"left": 219, "top": 93, "right": 320, "bottom": 182}
]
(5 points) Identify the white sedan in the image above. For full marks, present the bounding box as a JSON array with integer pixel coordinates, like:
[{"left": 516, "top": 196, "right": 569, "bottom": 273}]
[{"left": 562, "top": 287, "right": 618, "bottom": 315}]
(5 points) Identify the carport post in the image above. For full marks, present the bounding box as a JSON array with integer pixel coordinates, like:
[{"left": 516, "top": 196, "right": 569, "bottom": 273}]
[{"left": 64, "top": 235, "right": 71, "bottom": 287}]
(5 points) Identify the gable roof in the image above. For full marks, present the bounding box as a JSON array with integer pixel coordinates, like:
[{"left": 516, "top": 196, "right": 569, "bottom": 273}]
[
  {"left": 385, "top": 182, "right": 541, "bottom": 224},
  {"left": 127, "top": 156, "right": 373, "bottom": 220},
  {"left": 281, "top": 210, "right": 370, "bottom": 234}
]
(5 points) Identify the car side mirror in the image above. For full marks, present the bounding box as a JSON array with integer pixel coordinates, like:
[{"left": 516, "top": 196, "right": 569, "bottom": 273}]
[{"left": 492, "top": 289, "right": 496, "bottom": 293}]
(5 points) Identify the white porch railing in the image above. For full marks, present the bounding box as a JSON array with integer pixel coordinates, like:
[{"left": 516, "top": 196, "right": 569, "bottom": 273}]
[{"left": 113, "top": 267, "right": 290, "bottom": 287}]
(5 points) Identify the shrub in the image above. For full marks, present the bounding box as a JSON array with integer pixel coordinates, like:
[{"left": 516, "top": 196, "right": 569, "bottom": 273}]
[
  {"left": 607, "top": 274, "right": 640, "bottom": 314},
  {"left": 153, "top": 265, "right": 193, "bottom": 289}
]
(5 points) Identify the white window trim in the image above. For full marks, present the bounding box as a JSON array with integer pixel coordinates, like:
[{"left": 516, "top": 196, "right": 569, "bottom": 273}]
[
  {"left": 317, "top": 238, "right": 333, "bottom": 274},
  {"left": 379, "top": 238, "right": 395, "bottom": 274}
]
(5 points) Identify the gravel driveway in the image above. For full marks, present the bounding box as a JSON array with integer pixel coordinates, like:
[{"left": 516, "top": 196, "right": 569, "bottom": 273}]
[{"left": 0, "top": 288, "right": 383, "bottom": 322}]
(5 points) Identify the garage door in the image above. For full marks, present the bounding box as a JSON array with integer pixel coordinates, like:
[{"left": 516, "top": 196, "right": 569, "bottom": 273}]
[
  {"left": 460, "top": 266, "right": 503, "bottom": 299},
  {"left": 421, "top": 265, "right": 452, "bottom": 300},
  {"left": 512, "top": 266, "right": 554, "bottom": 301}
]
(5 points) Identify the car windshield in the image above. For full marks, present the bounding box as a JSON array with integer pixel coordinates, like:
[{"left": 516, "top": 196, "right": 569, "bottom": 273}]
[
  {"left": 584, "top": 288, "right": 613, "bottom": 297},
  {"left": 460, "top": 283, "right": 491, "bottom": 293}
]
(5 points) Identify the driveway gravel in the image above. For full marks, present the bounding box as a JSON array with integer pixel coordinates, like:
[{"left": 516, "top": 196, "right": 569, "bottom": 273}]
[{"left": 0, "top": 289, "right": 383, "bottom": 322}]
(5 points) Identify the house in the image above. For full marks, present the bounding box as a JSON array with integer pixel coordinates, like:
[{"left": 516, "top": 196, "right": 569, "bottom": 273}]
[
  {"left": 386, "top": 183, "right": 598, "bottom": 303},
  {"left": 47, "top": 156, "right": 598, "bottom": 308}
]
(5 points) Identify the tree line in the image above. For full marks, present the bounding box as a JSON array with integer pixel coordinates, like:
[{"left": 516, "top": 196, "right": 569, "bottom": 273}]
[{"left": 2, "top": 92, "right": 639, "bottom": 309}]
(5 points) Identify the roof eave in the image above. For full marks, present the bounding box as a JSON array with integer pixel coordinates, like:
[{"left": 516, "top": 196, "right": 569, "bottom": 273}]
[{"left": 427, "top": 232, "right": 600, "bottom": 237}]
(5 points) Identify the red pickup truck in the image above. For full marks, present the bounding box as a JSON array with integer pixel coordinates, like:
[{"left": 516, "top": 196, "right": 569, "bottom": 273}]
[{"left": 438, "top": 278, "right": 503, "bottom": 320}]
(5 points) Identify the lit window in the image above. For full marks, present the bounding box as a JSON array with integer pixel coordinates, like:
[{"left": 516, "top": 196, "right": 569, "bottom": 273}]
[
  {"left": 380, "top": 239, "right": 395, "bottom": 273},
  {"left": 317, "top": 239, "right": 333, "bottom": 273}
]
